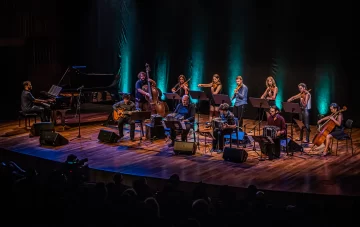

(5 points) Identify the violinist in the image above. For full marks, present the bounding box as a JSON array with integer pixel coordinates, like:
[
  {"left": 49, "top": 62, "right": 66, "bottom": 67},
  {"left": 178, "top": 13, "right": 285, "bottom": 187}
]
[
  {"left": 288, "top": 83, "right": 311, "bottom": 143},
  {"left": 135, "top": 71, "right": 156, "bottom": 111},
  {"left": 198, "top": 74, "right": 222, "bottom": 125},
  {"left": 171, "top": 75, "right": 189, "bottom": 97},
  {"left": 232, "top": 76, "right": 248, "bottom": 129},
  {"left": 316, "top": 103, "right": 345, "bottom": 156},
  {"left": 261, "top": 76, "right": 278, "bottom": 118}
]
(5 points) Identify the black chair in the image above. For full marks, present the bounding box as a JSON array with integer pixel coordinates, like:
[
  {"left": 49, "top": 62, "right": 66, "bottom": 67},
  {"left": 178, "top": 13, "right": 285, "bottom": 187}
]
[
  {"left": 18, "top": 111, "right": 37, "bottom": 128},
  {"left": 331, "top": 119, "right": 354, "bottom": 156}
]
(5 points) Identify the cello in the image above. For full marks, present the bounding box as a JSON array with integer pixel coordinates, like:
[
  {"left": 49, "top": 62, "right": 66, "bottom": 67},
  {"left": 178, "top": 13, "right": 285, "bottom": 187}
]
[
  {"left": 312, "top": 106, "right": 347, "bottom": 147},
  {"left": 142, "top": 63, "right": 166, "bottom": 117}
]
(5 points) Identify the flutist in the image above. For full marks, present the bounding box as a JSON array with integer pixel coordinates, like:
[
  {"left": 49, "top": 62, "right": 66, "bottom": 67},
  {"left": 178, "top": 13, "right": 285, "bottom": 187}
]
[{"left": 232, "top": 76, "right": 248, "bottom": 129}]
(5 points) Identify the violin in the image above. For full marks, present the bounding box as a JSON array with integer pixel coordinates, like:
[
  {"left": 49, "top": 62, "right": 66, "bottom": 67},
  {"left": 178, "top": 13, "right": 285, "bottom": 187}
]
[
  {"left": 288, "top": 89, "right": 312, "bottom": 102},
  {"left": 231, "top": 84, "right": 242, "bottom": 100}
]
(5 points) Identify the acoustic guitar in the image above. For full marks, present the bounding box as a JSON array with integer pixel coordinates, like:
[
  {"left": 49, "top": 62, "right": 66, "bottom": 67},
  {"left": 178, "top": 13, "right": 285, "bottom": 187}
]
[{"left": 113, "top": 108, "right": 135, "bottom": 121}]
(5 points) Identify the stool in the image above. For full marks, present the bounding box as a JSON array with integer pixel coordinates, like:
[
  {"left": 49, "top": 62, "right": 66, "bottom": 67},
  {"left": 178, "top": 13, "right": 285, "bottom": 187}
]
[{"left": 19, "top": 111, "right": 38, "bottom": 128}]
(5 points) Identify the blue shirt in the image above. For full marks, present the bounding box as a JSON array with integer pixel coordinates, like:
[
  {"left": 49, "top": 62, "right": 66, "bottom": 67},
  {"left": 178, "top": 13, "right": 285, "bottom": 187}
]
[{"left": 234, "top": 84, "right": 248, "bottom": 106}]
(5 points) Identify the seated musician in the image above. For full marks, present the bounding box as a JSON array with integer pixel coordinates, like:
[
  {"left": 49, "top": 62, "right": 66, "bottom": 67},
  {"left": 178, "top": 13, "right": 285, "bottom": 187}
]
[
  {"left": 21, "top": 81, "right": 52, "bottom": 122},
  {"left": 112, "top": 94, "right": 136, "bottom": 141},
  {"left": 212, "top": 103, "right": 236, "bottom": 153},
  {"left": 267, "top": 105, "right": 286, "bottom": 138},
  {"left": 169, "top": 95, "right": 195, "bottom": 147},
  {"left": 317, "top": 103, "right": 345, "bottom": 156}
]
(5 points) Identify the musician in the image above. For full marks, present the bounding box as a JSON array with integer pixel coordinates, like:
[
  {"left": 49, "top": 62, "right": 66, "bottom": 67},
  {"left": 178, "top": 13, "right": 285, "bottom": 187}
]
[
  {"left": 21, "top": 81, "right": 51, "bottom": 122},
  {"left": 288, "top": 83, "right": 311, "bottom": 143},
  {"left": 212, "top": 103, "right": 236, "bottom": 153},
  {"left": 171, "top": 74, "right": 189, "bottom": 97},
  {"left": 169, "top": 95, "right": 195, "bottom": 147},
  {"left": 112, "top": 94, "right": 136, "bottom": 141},
  {"left": 261, "top": 76, "right": 278, "bottom": 118},
  {"left": 267, "top": 106, "right": 286, "bottom": 137},
  {"left": 233, "top": 76, "right": 248, "bottom": 129},
  {"left": 198, "top": 74, "right": 222, "bottom": 124},
  {"left": 135, "top": 71, "right": 157, "bottom": 111},
  {"left": 317, "top": 103, "right": 345, "bottom": 156}
]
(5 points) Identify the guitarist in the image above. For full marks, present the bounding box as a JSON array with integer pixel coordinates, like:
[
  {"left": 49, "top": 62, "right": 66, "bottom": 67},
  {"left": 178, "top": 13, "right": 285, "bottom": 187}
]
[{"left": 112, "top": 94, "right": 136, "bottom": 141}]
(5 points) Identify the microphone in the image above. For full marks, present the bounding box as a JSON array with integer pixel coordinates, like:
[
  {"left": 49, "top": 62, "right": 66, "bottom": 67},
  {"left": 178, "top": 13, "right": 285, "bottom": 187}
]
[
  {"left": 77, "top": 85, "right": 84, "bottom": 91},
  {"left": 72, "top": 66, "right": 86, "bottom": 69}
]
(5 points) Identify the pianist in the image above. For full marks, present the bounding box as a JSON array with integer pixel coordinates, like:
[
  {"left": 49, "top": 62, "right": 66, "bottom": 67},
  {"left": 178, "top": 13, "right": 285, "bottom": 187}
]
[
  {"left": 113, "top": 94, "right": 136, "bottom": 141},
  {"left": 21, "top": 81, "right": 52, "bottom": 122}
]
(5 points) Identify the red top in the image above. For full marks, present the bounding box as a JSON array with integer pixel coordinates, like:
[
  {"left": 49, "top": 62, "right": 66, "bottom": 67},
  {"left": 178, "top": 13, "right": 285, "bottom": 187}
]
[{"left": 267, "top": 114, "right": 286, "bottom": 136}]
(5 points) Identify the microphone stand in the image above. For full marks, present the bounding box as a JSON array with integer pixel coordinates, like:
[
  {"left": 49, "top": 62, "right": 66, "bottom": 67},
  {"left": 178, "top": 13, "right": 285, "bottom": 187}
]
[{"left": 70, "top": 86, "right": 91, "bottom": 141}]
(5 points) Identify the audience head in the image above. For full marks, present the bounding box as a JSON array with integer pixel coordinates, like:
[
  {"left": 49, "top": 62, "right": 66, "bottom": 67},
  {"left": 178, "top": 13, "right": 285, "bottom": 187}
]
[{"left": 113, "top": 173, "right": 124, "bottom": 184}]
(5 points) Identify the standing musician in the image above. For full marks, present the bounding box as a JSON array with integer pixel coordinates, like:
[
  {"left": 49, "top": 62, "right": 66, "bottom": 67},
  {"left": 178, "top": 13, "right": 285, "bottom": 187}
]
[
  {"left": 232, "top": 76, "right": 248, "bottom": 129},
  {"left": 212, "top": 103, "right": 236, "bottom": 153},
  {"left": 169, "top": 95, "right": 195, "bottom": 147},
  {"left": 135, "top": 71, "right": 157, "bottom": 111},
  {"left": 112, "top": 94, "right": 136, "bottom": 141},
  {"left": 316, "top": 103, "right": 346, "bottom": 156},
  {"left": 198, "top": 74, "right": 222, "bottom": 125},
  {"left": 288, "top": 83, "right": 311, "bottom": 143},
  {"left": 261, "top": 76, "right": 278, "bottom": 118},
  {"left": 171, "top": 74, "right": 189, "bottom": 97},
  {"left": 21, "top": 81, "right": 52, "bottom": 122}
]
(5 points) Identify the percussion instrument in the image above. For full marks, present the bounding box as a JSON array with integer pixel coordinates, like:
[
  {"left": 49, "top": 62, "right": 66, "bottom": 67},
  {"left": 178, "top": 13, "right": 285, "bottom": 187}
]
[
  {"left": 262, "top": 125, "right": 280, "bottom": 138},
  {"left": 212, "top": 118, "right": 226, "bottom": 130}
]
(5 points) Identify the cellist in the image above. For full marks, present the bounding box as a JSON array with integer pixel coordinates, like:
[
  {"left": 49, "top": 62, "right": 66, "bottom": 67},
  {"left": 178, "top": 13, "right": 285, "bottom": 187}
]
[
  {"left": 288, "top": 83, "right": 311, "bottom": 143},
  {"left": 316, "top": 103, "right": 346, "bottom": 156},
  {"left": 135, "top": 71, "right": 157, "bottom": 111}
]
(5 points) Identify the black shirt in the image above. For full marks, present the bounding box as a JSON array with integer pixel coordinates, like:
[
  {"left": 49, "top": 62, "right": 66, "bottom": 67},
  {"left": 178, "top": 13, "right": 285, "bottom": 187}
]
[
  {"left": 135, "top": 79, "right": 148, "bottom": 102},
  {"left": 21, "top": 90, "right": 35, "bottom": 111},
  {"left": 112, "top": 100, "right": 136, "bottom": 112},
  {"left": 174, "top": 103, "right": 195, "bottom": 122}
]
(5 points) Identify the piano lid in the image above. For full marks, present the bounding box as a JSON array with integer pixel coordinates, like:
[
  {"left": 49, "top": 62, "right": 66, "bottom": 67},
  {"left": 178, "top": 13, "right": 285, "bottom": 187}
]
[{"left": 59, "top": 68, "right": 115, "bottom": 90}]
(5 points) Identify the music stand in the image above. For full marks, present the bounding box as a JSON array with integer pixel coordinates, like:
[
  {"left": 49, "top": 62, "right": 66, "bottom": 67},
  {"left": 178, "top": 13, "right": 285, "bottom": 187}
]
[
  {"left": 189, "top": 90, "right": 208, "bottom": 150},
  {"left": 252, "top": 136, "right": 275, "bottom": 161},
  {"left": 282, "top": 102, "right": 301, "bottom": 140},
  {"left": 196, "top": 131, "right": 215, "bottom": 154},
  {"left": 212, "top": 94, "right": 231, "bottom": 105},
  {"left": 249, "top": 98, "right": 270, "bottom": 136},
  {"left": 130, "top": 111, "right": 151, "bottom": 145},
  {"left": 164, "top": 93, "right": 181, "bottom": 111}
]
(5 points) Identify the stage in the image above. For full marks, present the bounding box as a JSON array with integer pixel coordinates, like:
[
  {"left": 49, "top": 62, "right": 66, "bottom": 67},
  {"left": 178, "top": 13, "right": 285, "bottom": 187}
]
[{"left": 0, "top": 113, "right": 359, "bottom": 197}]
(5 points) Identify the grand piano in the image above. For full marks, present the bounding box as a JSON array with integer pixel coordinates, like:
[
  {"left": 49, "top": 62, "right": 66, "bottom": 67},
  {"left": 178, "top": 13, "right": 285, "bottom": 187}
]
[{"left": 40, "top": 67, "right": 118, "bottom": 126}]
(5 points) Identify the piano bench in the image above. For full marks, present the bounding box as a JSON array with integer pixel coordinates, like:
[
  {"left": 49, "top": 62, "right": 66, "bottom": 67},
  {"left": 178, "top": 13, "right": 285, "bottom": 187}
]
[{"left": 18, "top": 111, "right": 38, "bottom": 128}]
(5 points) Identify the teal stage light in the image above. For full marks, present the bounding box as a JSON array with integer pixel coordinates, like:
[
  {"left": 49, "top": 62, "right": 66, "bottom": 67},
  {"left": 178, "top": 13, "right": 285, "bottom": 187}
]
[
  {"left": 315, "top": 65, "right": 332, "bottom": 115},
  {"left": 155, "top": 54, "right": 169, "bottom": 100}
]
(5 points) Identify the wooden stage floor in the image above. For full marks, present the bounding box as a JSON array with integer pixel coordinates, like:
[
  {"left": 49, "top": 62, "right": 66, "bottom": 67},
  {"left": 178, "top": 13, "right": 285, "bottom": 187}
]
[{"left": 1, "top": 113, "right": 360, "bottom": 196}]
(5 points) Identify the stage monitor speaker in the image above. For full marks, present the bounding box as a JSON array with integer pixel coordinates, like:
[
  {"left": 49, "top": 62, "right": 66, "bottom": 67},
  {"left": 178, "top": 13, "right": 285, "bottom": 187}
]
[
  {"left": 223, "top": 147, "right": 248, "bottom": 163},
  {"left": 30, "top": 122, "right": 54, "bottom": 137},
  {"left": 174, "top": 141, "right": 196, "bottom": 155},
  {"left": 98, "top": 129, "right": 120, "bottom": 143},
  {"left": 287, "top": 139, "right": 304, "bottom": 152},
  {"left": 40, "top": 131, "right": 68, "bottom": 146}
]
